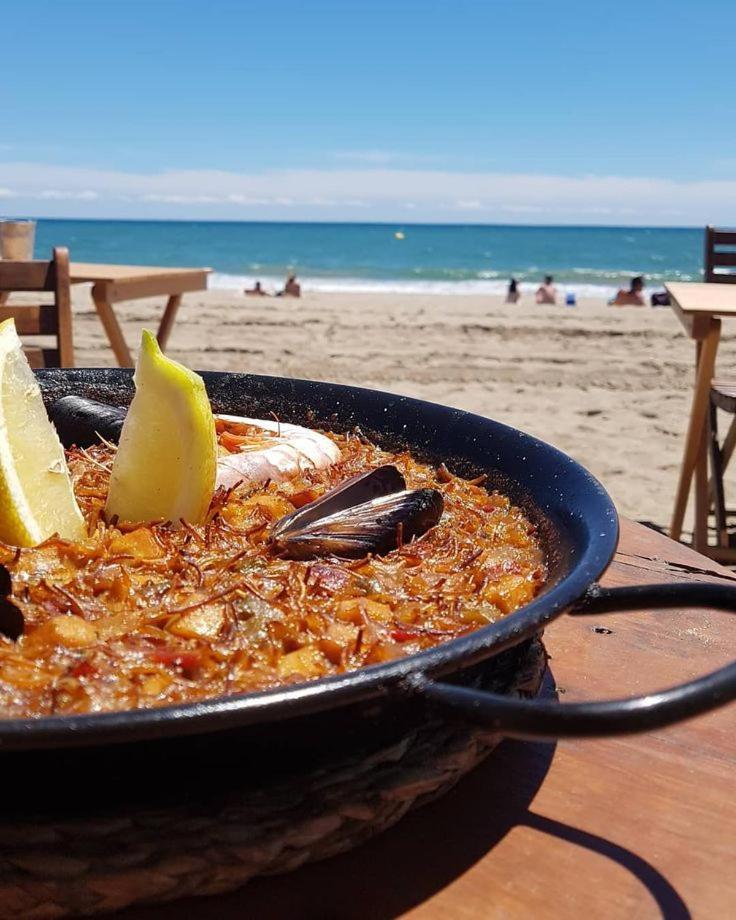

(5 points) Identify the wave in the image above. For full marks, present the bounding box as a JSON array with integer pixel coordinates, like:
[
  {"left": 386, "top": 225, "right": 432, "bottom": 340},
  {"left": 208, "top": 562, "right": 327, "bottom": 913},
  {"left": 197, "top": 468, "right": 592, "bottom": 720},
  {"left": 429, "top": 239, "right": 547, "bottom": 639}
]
[
  {"left": 209, "top": 272, "right": 642, "bottom": 299},
  {"left": 571, "top": 267, "right": 697, "bottom": 282}
]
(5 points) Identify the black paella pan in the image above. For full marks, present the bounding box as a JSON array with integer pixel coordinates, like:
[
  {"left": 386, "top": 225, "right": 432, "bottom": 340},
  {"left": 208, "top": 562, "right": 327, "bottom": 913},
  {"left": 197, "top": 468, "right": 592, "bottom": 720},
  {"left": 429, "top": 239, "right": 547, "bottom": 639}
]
[{"left": 0, "top": 367, "right": 734, "bottom": 815}]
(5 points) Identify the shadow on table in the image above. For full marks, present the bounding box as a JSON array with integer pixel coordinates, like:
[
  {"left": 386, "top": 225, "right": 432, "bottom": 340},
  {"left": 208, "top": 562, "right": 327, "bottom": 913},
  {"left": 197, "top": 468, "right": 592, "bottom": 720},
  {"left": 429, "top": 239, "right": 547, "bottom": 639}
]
[
  {"left": 521, "top": 814, "right": 690, "bottom": 920},
  {"left": 118, "top": 674, "right": 689, "bottom": 920},
  {"left": 116, "top": 736, "right": 555, "bottom": 920}
]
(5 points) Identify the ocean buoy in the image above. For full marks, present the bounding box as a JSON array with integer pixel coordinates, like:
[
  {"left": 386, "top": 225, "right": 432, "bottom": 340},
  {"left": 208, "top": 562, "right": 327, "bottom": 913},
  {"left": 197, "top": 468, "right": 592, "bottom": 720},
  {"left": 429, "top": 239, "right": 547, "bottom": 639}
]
[{"left": 394, "top": 231, "right": 405, "bottom": 240}]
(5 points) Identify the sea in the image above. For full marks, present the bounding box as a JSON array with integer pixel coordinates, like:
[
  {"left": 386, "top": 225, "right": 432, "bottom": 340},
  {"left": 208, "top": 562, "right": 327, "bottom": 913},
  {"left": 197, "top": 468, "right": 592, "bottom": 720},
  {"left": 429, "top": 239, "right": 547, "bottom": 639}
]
[{"left": 33, "top": 220, "right": 703, "bottom": 299}]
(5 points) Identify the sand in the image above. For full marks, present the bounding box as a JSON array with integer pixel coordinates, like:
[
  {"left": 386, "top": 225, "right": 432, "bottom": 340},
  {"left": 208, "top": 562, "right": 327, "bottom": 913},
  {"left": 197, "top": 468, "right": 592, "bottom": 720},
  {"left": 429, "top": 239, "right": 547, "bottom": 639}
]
[{"left": 68, "top": 287, "right": 736, "bottom": 535}]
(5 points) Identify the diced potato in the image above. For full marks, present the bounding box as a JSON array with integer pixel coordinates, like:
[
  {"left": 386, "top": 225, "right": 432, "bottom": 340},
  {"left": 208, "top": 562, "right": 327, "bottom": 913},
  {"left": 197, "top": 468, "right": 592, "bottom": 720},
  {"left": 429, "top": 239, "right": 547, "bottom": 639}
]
[
  {"left": 222, "top": 494, "right": 294, "bottom": 527},
  {"left": 31, "top": 615, "right": 98, "bottom": 649},
  {"left": 108, "top": 529, "right": 163, "bottom": 560},
  {"left": 336, "top": 598, "right": 393, "bottom": 625},
  {"left": 326, "top": 621, "right": 360, "bottom": 647},
  {"left": 396, "top": 604, "right": 420, "bottom": 625},
  {"left": 139, "top": 673, "right": 173, "bottom": 696},
  {"left": 366, "top": 641, "right": 403, "bottom": 664},
  {"left": 95, "top": 608, "right": 142, "bottom": 640},
  {"left": 0, "top": 657, "right": 53, "bottom": 689},
  {"left": 336, "top": 599, "right": 365, "bottom": 624},
  {"left": 496, "top": 574, "right": 535, "bottom": 614},
  {"left": 169, "top": 605, "right": 225, "bottom": 640},
  {"left": 304, "top": 611, "right": 325, "bottom": 635},
  {"left": 319, "top": 638, "right": 343, "bottom": 666},
  {"left": 361, "top": 599, "right": 393, "bottom": 624},
  {"left": 460, "top": 604, "right": 498, "bottom": 626},
  {"left": 482, "top": 585, "right": 500, "bottom": 606},
  {"left": 277, "top": 645, "right": 327, "bottom": 679},
  {"left": 504, "top": 524, "right": 533, "bottom": 549},
  {"left": 287, "top": 487, "right": 320, "bottom": 508},
  {"left": 319, "top": 622, "right": 359, "bottom": 665}
]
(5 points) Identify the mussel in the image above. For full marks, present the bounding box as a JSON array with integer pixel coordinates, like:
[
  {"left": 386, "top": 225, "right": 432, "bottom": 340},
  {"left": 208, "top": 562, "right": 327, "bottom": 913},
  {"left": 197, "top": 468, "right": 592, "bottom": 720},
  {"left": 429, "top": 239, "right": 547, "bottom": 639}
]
[
  {"left": 49, "top": 396, "right": 127, "bottom": 448},
  {"left": 271, "top": 465, "right": 444, "bottom": 560},
  {"left": 0, "top": 565, "right": 23, "bottom": 640}
]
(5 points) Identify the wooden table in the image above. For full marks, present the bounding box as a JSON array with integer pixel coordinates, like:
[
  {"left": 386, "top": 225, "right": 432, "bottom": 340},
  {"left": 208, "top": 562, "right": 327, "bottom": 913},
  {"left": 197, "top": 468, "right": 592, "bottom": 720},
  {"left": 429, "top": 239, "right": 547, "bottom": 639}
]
[
  {"left": 70, "top": 263, "right": 211, "bottom": 366},
  {"left": 121, "top": 519, "right": 736, "bottom": 920},
  {"left": 666, "top": 281, "right": 736, "bottom": 554}
]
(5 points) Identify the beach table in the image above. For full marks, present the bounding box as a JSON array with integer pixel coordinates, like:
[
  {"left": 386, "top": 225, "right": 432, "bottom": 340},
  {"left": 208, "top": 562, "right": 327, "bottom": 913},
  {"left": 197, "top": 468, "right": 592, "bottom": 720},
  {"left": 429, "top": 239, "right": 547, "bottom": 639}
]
[
  {"left": 70, "top": 263, "right": 211, "bottom": 366},
  {"left": 666, "top": 281, "right": 736, "bottom": 554},
  {"left": 121, "top": 519, "right": 735, "bottom": 920}
]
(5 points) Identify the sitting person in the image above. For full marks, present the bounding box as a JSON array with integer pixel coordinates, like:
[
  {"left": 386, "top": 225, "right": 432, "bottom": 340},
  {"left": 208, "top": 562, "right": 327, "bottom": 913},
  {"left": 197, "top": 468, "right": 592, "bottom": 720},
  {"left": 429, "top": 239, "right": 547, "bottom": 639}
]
[
  {"left": 535, "top": 275, "right": 557, "bottom": 304},
  {"left": 610, "top": 275, "right": 645, "bottom": 307},
  {"left": 505, "top": 278, "right": 521, "bottom": 304},
  {"left": 245, "top": 281, "right": 268, "bottom": 296},
  {"left": 277, "top": 273, "right": 301, "bottom": 298}
]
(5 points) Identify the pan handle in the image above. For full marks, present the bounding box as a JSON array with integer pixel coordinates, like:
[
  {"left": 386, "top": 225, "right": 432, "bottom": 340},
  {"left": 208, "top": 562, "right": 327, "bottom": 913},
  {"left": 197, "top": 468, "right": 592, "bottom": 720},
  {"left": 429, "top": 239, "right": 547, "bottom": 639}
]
[{"left": 403, "top": 583, "right": 736, "bottom": 739}]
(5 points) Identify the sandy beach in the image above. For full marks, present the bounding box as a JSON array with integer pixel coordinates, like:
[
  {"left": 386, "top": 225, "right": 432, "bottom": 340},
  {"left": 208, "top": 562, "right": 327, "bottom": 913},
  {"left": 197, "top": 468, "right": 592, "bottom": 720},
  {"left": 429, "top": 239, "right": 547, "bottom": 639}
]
[{"left": 68, "top": 287, "right": 736, "bottom": 535}]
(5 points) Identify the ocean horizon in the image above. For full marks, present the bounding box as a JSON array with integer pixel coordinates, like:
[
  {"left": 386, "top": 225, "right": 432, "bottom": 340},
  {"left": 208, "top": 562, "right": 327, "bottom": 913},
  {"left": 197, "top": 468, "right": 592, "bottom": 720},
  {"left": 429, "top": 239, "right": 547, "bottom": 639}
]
[{"left": 26, "top": 218, "right": 705, "bottom": 298}]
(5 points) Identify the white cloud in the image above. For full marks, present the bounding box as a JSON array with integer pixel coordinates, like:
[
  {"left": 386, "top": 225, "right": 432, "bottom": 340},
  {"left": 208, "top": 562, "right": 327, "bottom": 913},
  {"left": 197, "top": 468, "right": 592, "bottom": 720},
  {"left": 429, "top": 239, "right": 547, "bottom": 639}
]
[
  {"left": 455, "top": 199, "right": 484, "bottom": 210},
  {"left": 330, "top": 150, "right": 439, "bottom": 166},
  {"left": 1, "top": 160, "right": 734, "bottom": 224},
  {"left": 37, "top": 189, "right": 99, "bottom": 201},
  {"left": 143, "top": 193, "right": 220, "bottom": 204},
  {"left": 499, "top": 204, "right": 544, "bottom": 214},
  {"left": 332, "top": 150, "right": 400, "bottom": 164}
]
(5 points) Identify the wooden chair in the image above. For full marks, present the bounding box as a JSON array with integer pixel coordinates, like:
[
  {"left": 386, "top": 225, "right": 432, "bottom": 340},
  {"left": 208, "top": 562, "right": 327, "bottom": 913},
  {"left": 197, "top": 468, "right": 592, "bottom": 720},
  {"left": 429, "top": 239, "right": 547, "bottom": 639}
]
[
  {"left": 0, "top": 246, "right": 74, "bottom": 367},
  {"left": 705, "top": 228, "right": 736, "bottom": 544},
  {"left": 704, "top": 226, "right": 736, "bottom": 284}
]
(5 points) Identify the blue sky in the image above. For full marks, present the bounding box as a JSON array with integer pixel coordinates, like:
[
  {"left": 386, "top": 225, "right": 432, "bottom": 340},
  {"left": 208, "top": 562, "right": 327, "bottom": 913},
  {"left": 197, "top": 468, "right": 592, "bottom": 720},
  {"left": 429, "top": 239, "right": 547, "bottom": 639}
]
[{"left": 2, "top": 0, "right": 735, "bottom": 224}]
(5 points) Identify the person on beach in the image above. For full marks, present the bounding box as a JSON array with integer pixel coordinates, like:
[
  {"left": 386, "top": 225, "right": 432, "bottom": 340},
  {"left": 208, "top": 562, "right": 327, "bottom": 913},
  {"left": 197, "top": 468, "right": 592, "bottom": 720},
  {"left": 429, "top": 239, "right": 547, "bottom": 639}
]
[
  {"left": 535, "top": 275, "right": 557, "bottom": 304},
  {"left": 277, "top": 273, "right": 301, "bottom": 298},
  {"left": 610, "top": 275, "right": 645, "bottom": 307},
  {"left": 505, "top": 278, "right": 521, "bottom": 303},
  {"left": 245, "top": 281, "right": 268, "bottom": 296}
]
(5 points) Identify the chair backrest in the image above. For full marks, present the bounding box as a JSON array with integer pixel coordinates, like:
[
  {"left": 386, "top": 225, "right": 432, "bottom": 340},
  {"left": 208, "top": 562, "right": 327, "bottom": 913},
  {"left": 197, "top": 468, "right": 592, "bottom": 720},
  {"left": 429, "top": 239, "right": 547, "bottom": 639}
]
[
  {"left": 0, "top": 246, "right": 74, "bottom": 367},
  {"left": 704, "top": 226, "right": 736, "bottom": 284}
]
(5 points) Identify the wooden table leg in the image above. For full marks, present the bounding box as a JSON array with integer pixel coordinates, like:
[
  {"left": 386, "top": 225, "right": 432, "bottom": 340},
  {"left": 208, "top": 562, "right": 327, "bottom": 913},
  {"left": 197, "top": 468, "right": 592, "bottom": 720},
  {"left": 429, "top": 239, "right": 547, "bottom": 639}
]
[
  {"left": 670, "top": 319, "right": 721, "bottom": 543},
  {"left": 694, "top": 418, "right": 711, "bottom": 552},
  {"left": 91, "top": 284, "right": 134, "bottom": 367},
  {"left": 156, "top": 294, "right": 182, "bottom": 352}
]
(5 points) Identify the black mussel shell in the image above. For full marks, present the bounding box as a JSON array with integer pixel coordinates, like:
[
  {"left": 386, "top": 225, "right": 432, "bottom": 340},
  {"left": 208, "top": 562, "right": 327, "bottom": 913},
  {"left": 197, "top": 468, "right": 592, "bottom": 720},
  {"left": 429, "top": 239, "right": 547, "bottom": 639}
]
[
  {"left": 272, "top": 469, "right": 444, "bottom": 560},
  {"left": 50, "top": 396, "right": 127, "bottom": 449},
  {"left": 0, "top": 565, "right": 23, "bottom": 640},
  {"left": 0, "top": 565, "right": 11, "bottom": 597},
  {"left": 272, "top": 465, "right": 406, "bottom": 541}
]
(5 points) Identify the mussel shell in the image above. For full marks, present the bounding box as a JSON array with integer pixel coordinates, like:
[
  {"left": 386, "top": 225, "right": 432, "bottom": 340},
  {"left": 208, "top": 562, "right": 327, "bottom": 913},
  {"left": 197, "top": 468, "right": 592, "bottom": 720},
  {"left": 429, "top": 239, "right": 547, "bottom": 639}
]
[
  {"left": 50, "top": 396, "right": 127, "bottom": 448},
  {"left": 0, "top": 565, "right": 22, "bottom": 640},
  {"left": 0, "top": 565, "right": 11, "bottom": 597},
  {"left": 271, "top": 465, "right": 406, "bottom": 540},
  {"left": 272, "top": 487, "right": 444, "bottom": 560}
]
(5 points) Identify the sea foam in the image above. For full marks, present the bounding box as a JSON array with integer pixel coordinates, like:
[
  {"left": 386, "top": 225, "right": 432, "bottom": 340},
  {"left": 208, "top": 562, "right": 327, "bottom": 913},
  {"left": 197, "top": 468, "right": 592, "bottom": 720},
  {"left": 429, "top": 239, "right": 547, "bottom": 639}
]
[{"left": 209, "top": 272, "right": 631, "bottom": 299}]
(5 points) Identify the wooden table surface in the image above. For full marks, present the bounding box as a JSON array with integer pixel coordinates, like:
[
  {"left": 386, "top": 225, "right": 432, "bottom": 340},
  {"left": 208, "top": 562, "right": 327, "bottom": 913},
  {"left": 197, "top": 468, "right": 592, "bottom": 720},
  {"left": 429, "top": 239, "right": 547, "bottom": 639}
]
[
  {"left": 665, "top": 281, "right": 736, "bottom": 556},
  {"left": 120, "top": 519, "right": 736, "bottom": 920},
  {"left": 69, "top": 262, "right": 211, "bottom": 366},
  {"left": 667, "top": 281, "right": 736, "bottom": 319},
  {"left": 69, "top": 263, "right": 211, "bottom": 285}
]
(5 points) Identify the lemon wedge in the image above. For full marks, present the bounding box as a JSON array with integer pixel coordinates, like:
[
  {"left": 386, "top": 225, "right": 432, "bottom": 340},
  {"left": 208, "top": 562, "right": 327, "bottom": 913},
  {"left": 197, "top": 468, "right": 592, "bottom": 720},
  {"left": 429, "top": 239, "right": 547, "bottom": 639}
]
[
  {"left": 106, "top": 330, "right": 217, "bottom": 524},
  {"left": 0, "top": 319, "right": 85, "bottom": 546}
]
